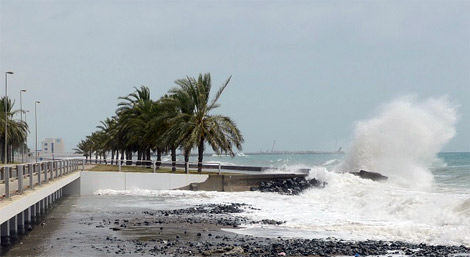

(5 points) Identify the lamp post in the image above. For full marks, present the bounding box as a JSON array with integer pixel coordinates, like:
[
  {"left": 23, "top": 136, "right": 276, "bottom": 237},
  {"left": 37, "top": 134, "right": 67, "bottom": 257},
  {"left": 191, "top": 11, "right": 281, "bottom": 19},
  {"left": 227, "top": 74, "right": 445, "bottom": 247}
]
[
  {"left": 24, "top": 110, "right": 30, "bottom": 162},
  {"left": 20, "top": 89, "right": 26, "bottom": 162},
  {"left": 35, "top": 101, "right": 40, "bottom": 163},
  {"left": 4, "top": 71, "right": 14, "bottom": 164}
]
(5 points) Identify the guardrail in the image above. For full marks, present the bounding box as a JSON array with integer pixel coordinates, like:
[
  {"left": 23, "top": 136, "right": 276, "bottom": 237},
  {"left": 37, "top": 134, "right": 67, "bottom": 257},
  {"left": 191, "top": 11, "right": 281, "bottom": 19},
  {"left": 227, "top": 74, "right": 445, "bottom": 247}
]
[
  {"left": 83, "top": 158, "right": 311, "bottom": 174},
  {"left": 0, "top": 159, "right": 83, "bottom": 200}
]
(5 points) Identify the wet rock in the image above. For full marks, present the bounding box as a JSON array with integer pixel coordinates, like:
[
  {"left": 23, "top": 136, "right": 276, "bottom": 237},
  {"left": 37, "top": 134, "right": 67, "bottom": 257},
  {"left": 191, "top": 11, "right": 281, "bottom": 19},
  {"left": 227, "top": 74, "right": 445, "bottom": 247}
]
[
  {"left": 350, "top": 170, "right": 388, "bottom": 181},
  {"left": 259, "top": 219, "right": 285, "bottom": 225},
  {"left": 252, "top": 177, "right": 325, "bottom": 195}
]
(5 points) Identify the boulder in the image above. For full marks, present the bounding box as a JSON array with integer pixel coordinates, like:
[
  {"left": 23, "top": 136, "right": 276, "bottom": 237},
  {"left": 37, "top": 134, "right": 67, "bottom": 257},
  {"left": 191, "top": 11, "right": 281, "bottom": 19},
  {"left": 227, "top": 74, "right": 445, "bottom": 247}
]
[
  {"left": 252, "top": 177, "right": 325, "bottom": 195},
  {"left": 351, "top": 170, "right": 388, "bottom": 181}
]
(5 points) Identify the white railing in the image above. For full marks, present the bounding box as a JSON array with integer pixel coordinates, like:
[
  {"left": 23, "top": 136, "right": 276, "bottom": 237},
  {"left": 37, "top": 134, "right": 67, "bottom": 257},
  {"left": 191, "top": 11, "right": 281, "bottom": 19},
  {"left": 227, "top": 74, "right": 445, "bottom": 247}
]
[
  {"left": 83, "top": 158, "right": 269, "bottom": 174},
  {"left": 0, "top": 159, "right": 84, "bottom": 199},
  {"left": 82, "top": 158, "right": 310, "bottom": 175}
]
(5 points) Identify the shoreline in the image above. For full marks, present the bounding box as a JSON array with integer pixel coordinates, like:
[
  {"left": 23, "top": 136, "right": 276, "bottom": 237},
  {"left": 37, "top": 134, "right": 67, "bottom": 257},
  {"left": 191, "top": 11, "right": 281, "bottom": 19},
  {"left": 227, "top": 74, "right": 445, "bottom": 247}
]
[{"left": 3, "top": 199, "right": 469, "bottom": 257}]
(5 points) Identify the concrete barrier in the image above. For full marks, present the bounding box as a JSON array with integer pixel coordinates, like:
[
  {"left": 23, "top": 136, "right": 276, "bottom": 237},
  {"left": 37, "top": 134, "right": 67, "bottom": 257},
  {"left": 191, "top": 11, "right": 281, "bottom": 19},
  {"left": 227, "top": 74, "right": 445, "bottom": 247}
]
[
  {"left": 181, "top": 173, "right": 308, "bottom": 192},
  {"left": 79, "top": 171, "right": 208, "bottom": 195}
]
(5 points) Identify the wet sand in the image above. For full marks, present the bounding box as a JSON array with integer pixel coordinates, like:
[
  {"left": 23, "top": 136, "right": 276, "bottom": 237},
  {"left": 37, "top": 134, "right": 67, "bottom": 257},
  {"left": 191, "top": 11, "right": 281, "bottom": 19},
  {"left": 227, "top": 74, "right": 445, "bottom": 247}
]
[{"left": 1, "top": 195, "right": 469, "bottom": 257}]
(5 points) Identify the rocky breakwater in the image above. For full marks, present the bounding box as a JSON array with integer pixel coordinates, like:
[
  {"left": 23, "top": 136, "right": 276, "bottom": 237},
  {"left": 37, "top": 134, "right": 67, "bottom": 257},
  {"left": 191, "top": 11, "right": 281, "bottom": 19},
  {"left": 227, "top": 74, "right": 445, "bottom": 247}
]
[{"left": 250, "top": 177, "right": 326, "bottom": 195}]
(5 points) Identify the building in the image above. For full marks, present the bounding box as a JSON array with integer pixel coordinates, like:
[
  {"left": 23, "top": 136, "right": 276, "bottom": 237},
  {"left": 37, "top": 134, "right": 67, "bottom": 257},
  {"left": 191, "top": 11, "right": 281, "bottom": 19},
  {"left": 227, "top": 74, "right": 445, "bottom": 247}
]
[{"left": 41, "top": 138, "right": 65, "bottom": 155}]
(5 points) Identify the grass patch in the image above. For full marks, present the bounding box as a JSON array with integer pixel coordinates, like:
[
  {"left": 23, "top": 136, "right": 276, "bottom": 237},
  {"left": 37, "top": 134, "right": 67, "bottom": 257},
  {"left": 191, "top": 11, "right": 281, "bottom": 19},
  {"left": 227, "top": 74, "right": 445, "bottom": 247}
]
[{"left": 88, "top": 164, "right": 228, "bottom": 175}]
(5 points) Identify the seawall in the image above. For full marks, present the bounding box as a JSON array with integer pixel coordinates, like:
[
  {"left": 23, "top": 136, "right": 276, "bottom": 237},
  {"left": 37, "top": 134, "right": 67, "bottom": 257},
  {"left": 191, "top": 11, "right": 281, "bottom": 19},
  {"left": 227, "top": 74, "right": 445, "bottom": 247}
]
[{"left": 79, "top": 171, "right": 208, "bottom": 194}]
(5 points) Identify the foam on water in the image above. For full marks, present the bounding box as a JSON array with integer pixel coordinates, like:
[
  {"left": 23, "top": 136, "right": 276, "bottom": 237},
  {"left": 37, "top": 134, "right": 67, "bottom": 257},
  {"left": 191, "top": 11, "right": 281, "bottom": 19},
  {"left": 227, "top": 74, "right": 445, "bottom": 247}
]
[
  {"left": 338, "top": 96, "right": 458, "bottom": 188},
  {"left": 322, "top": 159, "right": 341, "bottom": 166}
]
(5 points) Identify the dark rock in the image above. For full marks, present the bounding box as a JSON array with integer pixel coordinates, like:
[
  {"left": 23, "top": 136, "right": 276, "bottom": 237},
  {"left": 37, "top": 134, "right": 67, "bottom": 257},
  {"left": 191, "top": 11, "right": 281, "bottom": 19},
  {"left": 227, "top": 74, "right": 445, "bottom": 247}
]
[
  {"left": 253, "top": 177, "right": 325, "bottom": 195},
  {"left": 351, "top": 170, "right": 388, "bottom": 181}
]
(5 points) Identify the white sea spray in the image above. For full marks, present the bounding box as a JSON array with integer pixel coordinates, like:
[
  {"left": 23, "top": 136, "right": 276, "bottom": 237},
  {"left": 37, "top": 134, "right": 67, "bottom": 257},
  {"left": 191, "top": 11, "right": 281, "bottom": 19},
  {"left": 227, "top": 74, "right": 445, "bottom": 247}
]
[{"left": 337, "top": 96, "right": 458, "bottom": 188}]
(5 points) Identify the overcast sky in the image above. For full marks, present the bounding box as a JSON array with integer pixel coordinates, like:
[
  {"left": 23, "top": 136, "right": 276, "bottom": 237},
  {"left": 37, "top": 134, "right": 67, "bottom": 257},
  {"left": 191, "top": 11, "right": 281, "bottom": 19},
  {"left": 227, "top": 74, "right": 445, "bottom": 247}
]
[{"left": 0, "top": 0, "right": 469, "bottom": 153}]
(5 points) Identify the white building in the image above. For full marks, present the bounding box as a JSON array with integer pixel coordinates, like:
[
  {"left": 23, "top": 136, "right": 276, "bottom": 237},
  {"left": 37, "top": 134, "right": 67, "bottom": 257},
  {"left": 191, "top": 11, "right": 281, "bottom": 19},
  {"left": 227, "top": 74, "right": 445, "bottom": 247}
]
[{"left": 42, "top": 138, "right": 65, "bottom": 155}]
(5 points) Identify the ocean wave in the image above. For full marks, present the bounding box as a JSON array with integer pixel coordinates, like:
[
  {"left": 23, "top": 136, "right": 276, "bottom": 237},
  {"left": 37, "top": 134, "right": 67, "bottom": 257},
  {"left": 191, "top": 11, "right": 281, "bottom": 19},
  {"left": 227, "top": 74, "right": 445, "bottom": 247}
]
[
  {"left": 338, "top": 96, "right": 457, "bottom": 189},
  {"left": 454, "top": 198, "right": 470, "bottom": 217},
  {"left": 206, "top": 161, "right": 236, "bottom": 166},
  {"left": 237, "top": 171, "right": 470, "bottom": 246},
  {"left": 322, "top": 159, "right": 341, "bottom": 166}
]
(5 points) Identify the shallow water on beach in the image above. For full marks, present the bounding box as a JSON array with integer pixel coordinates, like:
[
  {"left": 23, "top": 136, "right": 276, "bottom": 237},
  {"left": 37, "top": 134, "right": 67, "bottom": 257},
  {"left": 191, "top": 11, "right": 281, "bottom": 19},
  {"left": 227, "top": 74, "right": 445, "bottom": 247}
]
[{"left": 1, "top": 194, "right": 202, "bottom": 257}]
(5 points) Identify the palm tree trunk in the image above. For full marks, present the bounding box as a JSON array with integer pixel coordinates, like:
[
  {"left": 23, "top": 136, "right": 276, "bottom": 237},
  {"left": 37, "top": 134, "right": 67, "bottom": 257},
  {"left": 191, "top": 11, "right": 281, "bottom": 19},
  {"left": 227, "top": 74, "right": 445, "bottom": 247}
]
[
  {"left": 184, "top": 149, "right": 190, "bottom": 173},
  {"left": 156, "top": 148, "right": 162, "bottom": 169},
  {"left": 198, "top": 138, "right": 204, "bottom": 172},
  {"left": 10, "top": 145, "right": 14, "bottom": 163},
  {"left": 146, "top": 149, "right": 151, "bottom": 168},
  {"left": 0, "top": 142, "right": 4, "bottom": 164},
  {"left": 137, "top": 149, "right": 142, "bottom": 166},
  {"left": 120, "top": 149, "right": 124, "bottom": 165},
  {"left": 103, "top": 152, "right": 107, "bottom": 164},
  {"left": 126, "top": 150, "right": 132, "bottom": 165},
  {"left": 111, "top": 150, "right": 115, "bottom": 165},
  {"left": 115, "top": 150, "right": 119, "bottom": 164},
  {"left": 171, "top": 147, "right": 176, "bottom": 172}
]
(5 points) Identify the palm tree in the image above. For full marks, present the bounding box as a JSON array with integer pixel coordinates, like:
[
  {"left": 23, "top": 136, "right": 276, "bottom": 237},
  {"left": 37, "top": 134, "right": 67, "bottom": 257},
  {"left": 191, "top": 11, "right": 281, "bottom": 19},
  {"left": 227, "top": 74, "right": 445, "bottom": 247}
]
[
  {"left": 75, "top": 73, "right": 244, "bottom": 173},
  {"left": 0, "top": 97, "right": 28, "bottom": 163},
  {"left": 74, "top": 138, "right": 93, "bottom": 162},
  {"left": 87, "top": 131, "right": 111, "bottom": 163},
  {"left": 144, "top": 98, "right": 171, "bottom": 169},
  {"left": 169, "top": 73, "right": 244, "bottom": 172},
  {"left": 157, "top": 95, "right": 185, "bottom": 172},
  {"left": 158, "top": 88, "right": 197, "bottom": 172},
  {"left": 96, "top": 117, "right": 119, "bottom": 164},
  {"left": 116, "top": 86, "right": 153, "bottom": 165}
]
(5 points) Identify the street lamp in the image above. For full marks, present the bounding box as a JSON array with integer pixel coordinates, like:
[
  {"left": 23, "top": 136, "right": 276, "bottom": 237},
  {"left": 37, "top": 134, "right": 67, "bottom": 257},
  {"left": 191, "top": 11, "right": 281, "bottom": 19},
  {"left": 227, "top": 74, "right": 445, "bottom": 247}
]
[
  {"left": 24, "top": 110, "right": 30, "bottom": 162},
  {"left": 35, "top": 101, "right": 40, "bottom": 163},
  {"left": 4, "top": 71, "right": 14, "bottom": 164},
  {"left": 20, "top": 89, "right": 26, "bottom": 162}
]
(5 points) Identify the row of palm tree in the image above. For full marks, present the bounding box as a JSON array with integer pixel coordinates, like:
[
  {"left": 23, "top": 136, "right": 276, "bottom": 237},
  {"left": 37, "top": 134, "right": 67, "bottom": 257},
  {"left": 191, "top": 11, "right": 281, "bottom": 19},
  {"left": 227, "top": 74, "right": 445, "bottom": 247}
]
[
  {"left": 0, "top": 97, "right": 29, "bottom": 164},
  {"left": 75, "top": 73, "right": 244, "bottom": 172}
]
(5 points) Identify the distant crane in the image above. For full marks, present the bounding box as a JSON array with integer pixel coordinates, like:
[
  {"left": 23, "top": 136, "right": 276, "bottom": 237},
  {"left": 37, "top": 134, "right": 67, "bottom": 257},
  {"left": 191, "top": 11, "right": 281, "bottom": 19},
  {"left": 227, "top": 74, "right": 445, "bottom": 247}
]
[{"left": 271, "top": 139, "right": 276, "bottom": 152}]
